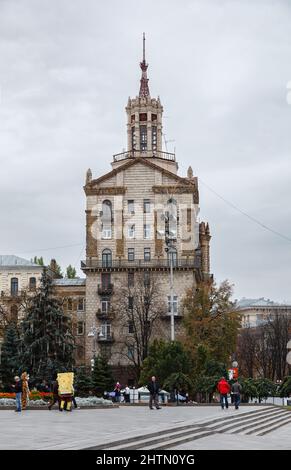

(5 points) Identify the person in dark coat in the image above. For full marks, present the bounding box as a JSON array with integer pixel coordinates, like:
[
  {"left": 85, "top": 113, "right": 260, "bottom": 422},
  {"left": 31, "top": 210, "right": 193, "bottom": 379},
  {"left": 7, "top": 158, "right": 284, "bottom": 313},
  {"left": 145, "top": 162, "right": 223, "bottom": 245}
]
[
  {"left": 147, "top": 376, "right": 161, "bottom": 410},
  {"left": 231, "top": 379, "right": 242, "bottom": 410},
  {"left": 48, "top": 379, "right": 60, "bottom": 410},
  {"left": 12, "top": 376, "right": 22, "bottom": 412}
]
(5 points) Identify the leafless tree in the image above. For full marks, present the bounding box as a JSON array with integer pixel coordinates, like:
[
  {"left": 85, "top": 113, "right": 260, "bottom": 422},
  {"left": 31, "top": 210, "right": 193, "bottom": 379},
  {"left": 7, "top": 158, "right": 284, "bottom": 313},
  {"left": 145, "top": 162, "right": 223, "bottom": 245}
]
[
  {"left": 113, "top": 271, "right": 166, "bottom": 380},
  {"left": 237, "top": 313, "right": 290, "bottom": 380},
  {"left": 237, "top": 326, "right": 257, "bottom": 378}
]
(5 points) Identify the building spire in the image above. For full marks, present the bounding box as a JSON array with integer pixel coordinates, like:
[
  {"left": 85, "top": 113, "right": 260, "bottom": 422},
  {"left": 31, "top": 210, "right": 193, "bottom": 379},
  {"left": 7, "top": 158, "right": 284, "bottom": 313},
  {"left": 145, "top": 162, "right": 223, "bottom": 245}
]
[{"left": 139, "top": 32, "right": 150, "bottom": 98}]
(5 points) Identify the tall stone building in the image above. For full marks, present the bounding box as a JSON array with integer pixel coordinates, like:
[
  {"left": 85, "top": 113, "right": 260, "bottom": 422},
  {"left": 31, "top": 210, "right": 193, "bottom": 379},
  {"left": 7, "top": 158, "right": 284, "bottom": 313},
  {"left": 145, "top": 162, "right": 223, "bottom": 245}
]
[{"left": 82, "top": 37, "right": 211, "bottom": 382}]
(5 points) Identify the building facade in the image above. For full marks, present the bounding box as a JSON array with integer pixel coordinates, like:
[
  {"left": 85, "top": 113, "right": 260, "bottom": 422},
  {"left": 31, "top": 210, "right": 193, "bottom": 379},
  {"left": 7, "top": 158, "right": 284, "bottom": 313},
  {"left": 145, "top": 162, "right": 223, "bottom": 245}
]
[
  {"left": 82, "top": 38, "right": 211, "bottom": 381},
  {"left": 237, "top": 297, "right": 291, "bottom": 328},
  {"left": 0, "top": 255, "right": 43, "bottom": 322}
]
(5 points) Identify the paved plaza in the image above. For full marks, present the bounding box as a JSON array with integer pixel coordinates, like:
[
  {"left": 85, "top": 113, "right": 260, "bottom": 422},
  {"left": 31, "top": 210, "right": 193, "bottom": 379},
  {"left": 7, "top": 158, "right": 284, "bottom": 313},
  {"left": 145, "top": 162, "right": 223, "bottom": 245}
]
[{"left": 0, "top": 405, "right": 290, "bottom": 450}]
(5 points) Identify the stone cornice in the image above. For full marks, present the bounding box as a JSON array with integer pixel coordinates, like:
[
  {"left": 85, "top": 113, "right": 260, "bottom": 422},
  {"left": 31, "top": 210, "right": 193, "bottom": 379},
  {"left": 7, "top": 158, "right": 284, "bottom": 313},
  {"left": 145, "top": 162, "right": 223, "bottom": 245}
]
[{"left": 84, "top": 186, "right": 127, "bottom": 196}]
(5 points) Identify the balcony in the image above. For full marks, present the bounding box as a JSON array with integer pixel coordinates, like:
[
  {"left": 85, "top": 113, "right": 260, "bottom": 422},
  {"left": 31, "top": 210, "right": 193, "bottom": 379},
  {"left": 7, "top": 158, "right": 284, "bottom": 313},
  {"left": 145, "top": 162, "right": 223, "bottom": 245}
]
[
  {"left": 82, "top": 257, "right": 202, "bottom": 272},
  {"left": 113, "top": 150, "right": 176, "bottom": 163},
  {"left": 96, "top": 309, "right": 114, "bottom": 320},
  {"left": 97, "top": 333, "right": 114, "bottom": 343},
  {"left": 97, "top": 284, "right": 114, "bottom": 296}
]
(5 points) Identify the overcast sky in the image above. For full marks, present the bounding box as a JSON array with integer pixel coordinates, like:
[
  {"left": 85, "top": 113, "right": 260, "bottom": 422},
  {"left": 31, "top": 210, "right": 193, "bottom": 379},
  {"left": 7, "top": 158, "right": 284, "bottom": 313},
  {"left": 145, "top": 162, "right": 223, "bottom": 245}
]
[{"left": 0, "top": 0, "right": 291, "bottom": 303}]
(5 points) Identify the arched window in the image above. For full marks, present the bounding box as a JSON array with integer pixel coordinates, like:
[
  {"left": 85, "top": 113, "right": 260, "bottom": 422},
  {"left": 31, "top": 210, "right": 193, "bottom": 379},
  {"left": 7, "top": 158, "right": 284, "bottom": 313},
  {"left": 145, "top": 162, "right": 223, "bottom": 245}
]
[
  {"left": 101, "top": 200, "right": 112, "bottom": 239},
  {"left": 102, "top": 249, "right": 112, "bottom": 268},
  {"left": 29, "top": 277, "right": 36, "bottom": 290},
  {"left": 10, "top": 305, "right": 18, "bottom": 322},
  {"left": 11, "top": 278, "right": 18, "bottom": 296}
]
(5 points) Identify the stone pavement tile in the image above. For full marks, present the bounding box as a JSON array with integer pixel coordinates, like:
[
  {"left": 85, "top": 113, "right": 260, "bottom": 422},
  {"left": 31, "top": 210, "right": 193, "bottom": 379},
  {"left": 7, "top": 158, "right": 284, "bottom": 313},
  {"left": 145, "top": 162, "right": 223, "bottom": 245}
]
[
  {"left": 173, "top": 422, "right": 291, "bottom": 450},
  {"left": 0, "top": 406, "right": 277, "bottom": 450}
]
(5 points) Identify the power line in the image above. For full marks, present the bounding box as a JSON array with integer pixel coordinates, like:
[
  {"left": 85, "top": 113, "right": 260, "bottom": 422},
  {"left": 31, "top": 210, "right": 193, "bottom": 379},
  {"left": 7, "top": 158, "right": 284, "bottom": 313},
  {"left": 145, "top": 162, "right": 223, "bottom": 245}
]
[
  {"left": 17, "top": 242, "right": 84, "bottom": 255},
  {"left": 200, "top": 178, "right": 291, "bottom": 243}
]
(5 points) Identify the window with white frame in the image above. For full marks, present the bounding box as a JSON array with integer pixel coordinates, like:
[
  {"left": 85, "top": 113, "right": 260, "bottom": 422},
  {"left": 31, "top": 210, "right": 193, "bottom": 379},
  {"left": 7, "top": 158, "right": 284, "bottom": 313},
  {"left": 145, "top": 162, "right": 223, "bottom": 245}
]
[
  {"left": 128, "top": 248, "right": 135, "bottom": 261},
  {"left": 167, "top": 295, "right": 178, "bottom": 315},
  {"left": 100, "top": 322, "right": 111, "bottom": 339},
  {"left": 144, "top": 248, "right": 151, "bottom": 262},
  {"left": 128, "top": 224, "right": 135, "bottom": 239},
  {"left": 128, "top": 200, "right": 135, "bottom": 214},
  {"left": 101, "top": 299, "right": 110, "bottom": 314},
  {"left": 143, "top": 224, "right": 150, "bottom": 239}
]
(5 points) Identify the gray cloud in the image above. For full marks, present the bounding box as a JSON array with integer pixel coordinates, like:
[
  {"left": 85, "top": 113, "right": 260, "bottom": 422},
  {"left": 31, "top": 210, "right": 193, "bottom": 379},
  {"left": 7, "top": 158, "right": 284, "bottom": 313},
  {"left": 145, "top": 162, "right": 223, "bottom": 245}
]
[{"left": 0, "top": 0, "right": 291, "bottom": 302}]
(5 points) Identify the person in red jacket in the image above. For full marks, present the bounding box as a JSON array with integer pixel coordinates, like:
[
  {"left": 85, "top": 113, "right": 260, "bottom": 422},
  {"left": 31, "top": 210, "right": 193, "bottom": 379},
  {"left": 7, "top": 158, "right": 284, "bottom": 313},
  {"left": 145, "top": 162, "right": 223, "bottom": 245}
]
[{"left": 217, "top": 377, "right": 231, "bottom": 410}]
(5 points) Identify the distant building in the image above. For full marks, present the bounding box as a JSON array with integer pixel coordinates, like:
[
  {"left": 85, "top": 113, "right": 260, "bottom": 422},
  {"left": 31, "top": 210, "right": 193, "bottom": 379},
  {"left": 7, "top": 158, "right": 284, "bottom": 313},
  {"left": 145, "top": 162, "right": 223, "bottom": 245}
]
[
  {"left": 236, "top": 297, "right": 291, "bottom": 328},
  {"left": 0, "top": 255, "right": 43, "bottom": 322}
]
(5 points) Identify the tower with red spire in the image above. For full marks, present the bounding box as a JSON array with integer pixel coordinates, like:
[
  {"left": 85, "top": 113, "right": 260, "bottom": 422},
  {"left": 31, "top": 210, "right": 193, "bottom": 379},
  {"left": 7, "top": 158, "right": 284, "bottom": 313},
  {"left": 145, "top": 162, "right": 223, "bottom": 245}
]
[{"left": 118, "top": 33, "right": 178, "bottom": 171}]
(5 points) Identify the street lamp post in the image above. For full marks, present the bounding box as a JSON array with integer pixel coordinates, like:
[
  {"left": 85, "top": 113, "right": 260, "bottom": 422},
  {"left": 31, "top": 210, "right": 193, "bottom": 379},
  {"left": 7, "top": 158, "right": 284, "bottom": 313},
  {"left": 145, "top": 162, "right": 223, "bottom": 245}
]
[{"left": 164, "top": 210, "right": 176, "bottom": 342}]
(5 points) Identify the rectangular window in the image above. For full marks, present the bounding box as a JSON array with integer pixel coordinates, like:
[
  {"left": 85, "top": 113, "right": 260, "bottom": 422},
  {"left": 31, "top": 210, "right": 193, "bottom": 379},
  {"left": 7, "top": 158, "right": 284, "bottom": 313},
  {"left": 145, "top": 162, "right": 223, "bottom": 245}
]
[
  {"left": 128, "top": 224, "right": 135, "bottom": 239},
  {"left": 101, "top": 273, "right": 111, "bottom": 289},
  {"left": 128, "top": 272, "right": 134, "bottom": 288},
  {"left": 144, "top": 224, "right": 150, "bottom": 239},
  {"left": 101, "top": 300, "right": 110, "bottom": 314},
  {"left": 102, "top": 226, "right": 112, "bottom": 239},
  {"left": 128, "top": 345, "right": 135, "bottom": 360},
  {"left": 140, "top": 125, "right": 147, "bottom": 151},
  {"left": 128, "top": 200, "right": 135, "bottom": 213},
  {"left": 143, "top": 199, "right": 150, "bottom": 213},
  {"left": 144, "top": 271, "right": 150, "bottom": 286},
  {"left": 77, "top": 321, "right": 84, "bottom": 335},
  {"left": 128, "top": 296, "right": 134, "bottom": 310},
  {"left": 67, "top": 298, "right": 73, "bottom": 311},
  {"left": 128, "top": 321, "right": 134, "bottom": 334},
  {"left": 78, "top": 298, "right": 85, "bottom": 311},
  {"left": 128, "top": 248, "right": 135, "bottom": 261},
  {"left": 167, "top": 296, "right": 178, "bottom": 314},
  {"left": 144, "top": 248, "right": 151, "bottom": 262},
  {"left": 152, "top": 126, "right": 157, "bottom": 151},
  {"left": 100, "top": 322, "right": 111, "bottom": 339}
]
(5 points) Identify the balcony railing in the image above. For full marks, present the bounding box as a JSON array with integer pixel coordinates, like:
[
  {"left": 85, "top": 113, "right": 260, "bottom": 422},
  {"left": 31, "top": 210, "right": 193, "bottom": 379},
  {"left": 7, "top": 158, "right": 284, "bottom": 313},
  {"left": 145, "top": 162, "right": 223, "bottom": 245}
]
[
  {"left": 113, "top": 150, "right": 176, "bottom": 163},
  {"left": 97, "top": 284, "right": 114, "bottom": 296},
  {"left": 96, "top": 309, "right": 114, "bottom": 320},
  {"left": 97, "top": 333, "right": 114, "bottom": 343},
  {"left": 82, "top": 257, "right": 201, "bottom": 270}
]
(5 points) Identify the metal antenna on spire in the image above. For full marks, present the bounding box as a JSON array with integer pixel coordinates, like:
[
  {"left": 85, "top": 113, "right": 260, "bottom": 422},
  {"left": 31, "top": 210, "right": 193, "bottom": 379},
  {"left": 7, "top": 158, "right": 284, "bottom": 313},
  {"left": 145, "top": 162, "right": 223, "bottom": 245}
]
[
  {"left": 143, "top": 32, "right": 146, "bottom": 62},
  {"left": 139, "top": 32, "right": 150, "bottom": 98}
]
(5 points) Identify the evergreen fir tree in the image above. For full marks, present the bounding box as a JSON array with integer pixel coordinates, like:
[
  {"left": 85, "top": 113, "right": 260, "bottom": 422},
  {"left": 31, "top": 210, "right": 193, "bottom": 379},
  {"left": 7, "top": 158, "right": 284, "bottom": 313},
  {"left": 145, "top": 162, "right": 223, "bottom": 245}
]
[
  {"left": 19, "top": 269, "right": 75, "bottom": 382},
  {"left": 74, "top": 367, "right": 93, "bottom": 397},
  {"left": 0, "top": 323, "right": 20, "bottom": 390},
  {"left": 66, "top": 265, "right": 77, "bottom": 279},
  {"left": 91, "top": 355, "right": 114, "bottom": 396}
]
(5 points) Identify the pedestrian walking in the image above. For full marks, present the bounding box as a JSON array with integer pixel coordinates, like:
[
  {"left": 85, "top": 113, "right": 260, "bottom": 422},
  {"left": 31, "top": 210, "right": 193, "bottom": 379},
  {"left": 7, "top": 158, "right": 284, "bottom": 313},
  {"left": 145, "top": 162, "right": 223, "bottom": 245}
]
[
  {"left": 114, "top": 382, "right": 121, "bottom": 403},
  {"left": 12, "top": 376, "right": 22, "bottom": 412},
  {"left": 124, "top": 385, "right": 130, "bottom": 403},
  {"left": 217, "top": 376, "right": 230, "bottom": 410},
  {"left": 148, "top": 376, "right": 161, "bottom": 410},
  {"left": 231, "top": 379, "right": 242, "bottom": 410},
  {"left": 48, "top": 379, "right": 60, "bottom": 410}
]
